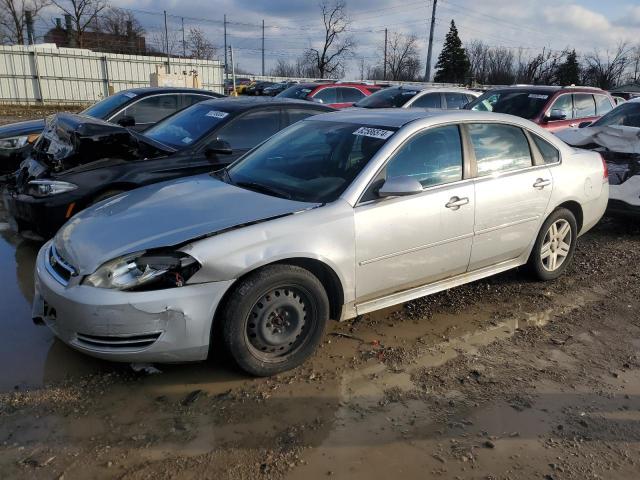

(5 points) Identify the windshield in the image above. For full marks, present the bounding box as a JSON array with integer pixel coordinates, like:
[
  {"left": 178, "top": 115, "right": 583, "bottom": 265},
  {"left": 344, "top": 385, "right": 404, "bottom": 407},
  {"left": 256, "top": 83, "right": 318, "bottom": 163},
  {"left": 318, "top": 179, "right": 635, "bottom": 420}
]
[
  {"left": 81, "top": 92, "right": 133, "bottom": 119},
  {"left": 277, "top": 85, "right": 315, "bottom": 99},
  {"left": 354, "top": 86, "right": 418, "bottom": 108},
  {"left": 143, "top": 103, "right": 230, "bottom": 149},
  {"left": 466, "top": 90, "right": 551, "bottom": 120},
  {"left": 226, "top": 120, "right": 396, "bottom": 203},
  {"left": 592, "top": 102, "right": 640, "bottom": 128}
]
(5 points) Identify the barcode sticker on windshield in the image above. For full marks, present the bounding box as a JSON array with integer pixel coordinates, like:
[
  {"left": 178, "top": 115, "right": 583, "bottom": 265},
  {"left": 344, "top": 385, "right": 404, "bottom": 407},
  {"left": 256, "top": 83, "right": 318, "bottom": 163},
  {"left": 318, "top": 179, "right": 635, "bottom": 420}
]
[
  {"left": 353, "top": 126, "right": 394, "bottom": 140},
  {"left": 206, "top": 110, "right": 228, "bottom": 118},
  {"left": 529, "top": 94, "right": 548, "bottom": 99},
  {"left": 123, "top": 92, "right": 137, "bottom": 98}
]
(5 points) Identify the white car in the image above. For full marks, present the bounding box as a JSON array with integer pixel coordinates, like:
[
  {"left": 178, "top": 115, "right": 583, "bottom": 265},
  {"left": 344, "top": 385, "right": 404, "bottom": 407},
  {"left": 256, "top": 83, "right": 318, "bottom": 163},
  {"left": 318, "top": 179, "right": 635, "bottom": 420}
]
[
  {"left": 33, "top": 109, "right": 608, "bottom": 376},
  {"left": 354, "top": 85, "right": 479, "bottom": 109}
]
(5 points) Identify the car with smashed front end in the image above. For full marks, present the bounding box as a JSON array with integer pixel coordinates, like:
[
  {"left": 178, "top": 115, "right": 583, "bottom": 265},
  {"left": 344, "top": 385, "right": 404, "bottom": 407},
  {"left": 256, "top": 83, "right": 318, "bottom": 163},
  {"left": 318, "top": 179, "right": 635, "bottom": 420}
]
[
  {"left": 32, "top": 109, "right": 609, "bottom": 376},
  {"left": 4, "top": 97, "right": 332, "bottom": 238}
]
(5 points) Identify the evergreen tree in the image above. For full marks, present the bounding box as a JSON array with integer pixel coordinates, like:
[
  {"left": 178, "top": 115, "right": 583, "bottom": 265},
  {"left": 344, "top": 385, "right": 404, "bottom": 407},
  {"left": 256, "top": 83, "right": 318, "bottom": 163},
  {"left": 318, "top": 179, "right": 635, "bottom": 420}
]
[
  {"left": 554, "top": 50, "right": 581, "bottom": 86},
  {"left": 433, "top": 20, "right": 470, "bottom": 83}
]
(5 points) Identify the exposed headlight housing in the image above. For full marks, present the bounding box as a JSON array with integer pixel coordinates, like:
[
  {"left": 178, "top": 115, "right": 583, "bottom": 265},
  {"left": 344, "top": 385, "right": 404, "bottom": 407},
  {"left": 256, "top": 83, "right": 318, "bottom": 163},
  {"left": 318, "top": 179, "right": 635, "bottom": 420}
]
[
  {"left": 0, "top": 133, "right": 39, "bottom": 150},
  {"left": 27, "top": 180, "right": 78, "bottom": 197},
  {"left": 83, "top": 250, "right": 201, "bottom": 291}
]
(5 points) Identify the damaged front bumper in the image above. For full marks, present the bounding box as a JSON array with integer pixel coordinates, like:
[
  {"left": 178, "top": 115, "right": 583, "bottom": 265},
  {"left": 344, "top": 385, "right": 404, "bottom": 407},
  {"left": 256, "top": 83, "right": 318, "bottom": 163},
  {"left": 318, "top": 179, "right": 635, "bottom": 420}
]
[{"left": 34, "top": 241, "right": 234, "bottom": 363}]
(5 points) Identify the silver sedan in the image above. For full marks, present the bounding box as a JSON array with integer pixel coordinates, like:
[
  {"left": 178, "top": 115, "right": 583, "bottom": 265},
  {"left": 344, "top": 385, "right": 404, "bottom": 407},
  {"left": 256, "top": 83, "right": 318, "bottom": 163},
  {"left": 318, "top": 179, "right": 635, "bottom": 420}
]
[{"left": 33, "top": 109, "right": 609, "bottom": 376}]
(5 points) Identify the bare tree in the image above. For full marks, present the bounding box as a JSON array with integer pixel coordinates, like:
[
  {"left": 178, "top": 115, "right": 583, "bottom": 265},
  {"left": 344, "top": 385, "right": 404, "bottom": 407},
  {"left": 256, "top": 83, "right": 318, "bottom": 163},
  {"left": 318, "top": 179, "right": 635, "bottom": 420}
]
[
  {"left": 466, "top": 40, "right": 490, "bottom": 84},
  {"left": 98, "top": 6, "right": 144, "bottom": 37},
  {"left": 0, "top": 0, "right": 49, "bottom": 44},
  {"left": 304, "top": 0, "right": 354, "bottom": 78},
  {"left": 51, "top": 0, "right": 107, "bottom": 47},
  {"left": 187, "top": 27, "right": 216, "bottom": 60},
  {"left": 582, "top": 43, "right": 631, "bottom": 89},
  {"left": 384, "top": 32, "right": 421, "bottom": 81},
  {"left": 150, "top": 28, "right": 181, "bottom": 57},
  {"left": 486, "top": 47, "right": 515, "bottom": 85},
  {"left": 270, "top": 56, "right": 318, "bottom": 78}
]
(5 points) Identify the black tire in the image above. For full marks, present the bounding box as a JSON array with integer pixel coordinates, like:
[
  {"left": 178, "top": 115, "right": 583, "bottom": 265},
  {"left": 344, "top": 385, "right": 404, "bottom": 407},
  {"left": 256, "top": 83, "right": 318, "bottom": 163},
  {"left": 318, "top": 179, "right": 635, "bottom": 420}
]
[
  {"left": 221, "top": 264, "right": 329, "bottom": 376},
  {"left": 90, "top": 189, "right": 125, "bottom": 206},
  {"left": 528, "top": 208, "right": 578, "bottom": 281}
]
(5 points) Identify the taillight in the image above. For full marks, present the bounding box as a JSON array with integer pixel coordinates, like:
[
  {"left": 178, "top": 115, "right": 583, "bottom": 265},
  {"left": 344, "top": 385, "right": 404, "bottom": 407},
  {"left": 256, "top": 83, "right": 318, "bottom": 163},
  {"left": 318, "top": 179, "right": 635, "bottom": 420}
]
[{"left": 600, "top": 153, "right": 608, "bottom": 181}]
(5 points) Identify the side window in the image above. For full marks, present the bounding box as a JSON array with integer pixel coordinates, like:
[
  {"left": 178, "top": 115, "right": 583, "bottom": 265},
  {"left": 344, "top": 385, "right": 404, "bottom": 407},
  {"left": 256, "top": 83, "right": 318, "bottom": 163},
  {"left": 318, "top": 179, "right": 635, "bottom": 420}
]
[
  {"left": 338, "top": 87, "right": 365, "bottom": 103},
  {"left": 444, "top": 92, "right": 469, "bottom": 109},
  {"left": 595, "top": 94, "right": 613, "bottom": 115},
  {"left": 182, "top": 94, "right": 210, "bottom": 108},
  {"left": 313, "top": 88, "right": 337, "bottom": 104},
  {"left": 468, "top": 123, "right": 533, "bottom": 176},
  {"left": 215, "top": 109, "right": 281, "bottom": 150},
  {"left": 284, "top": 107, "right": 324, "bottom": 126},
  {"left": 115, "top": 95, "right": 179, "bottom": 125},
  {"left": 386, "top": 125, "right": 463, "bottom": 188},
  {"left": 466, "top": 94, "right": 477, "bottom": 103},
  {"left": 549, "top": 94, "right": 574, "bottom": 119},
  {"left": 531, "top": 134, "right": 560, "bottom": 165},
  {"left": 411, "top": 92, "right": 441, "bottom": 108},
  {"left": 574, "top": 93, "right": 596, "bottom": 118}
]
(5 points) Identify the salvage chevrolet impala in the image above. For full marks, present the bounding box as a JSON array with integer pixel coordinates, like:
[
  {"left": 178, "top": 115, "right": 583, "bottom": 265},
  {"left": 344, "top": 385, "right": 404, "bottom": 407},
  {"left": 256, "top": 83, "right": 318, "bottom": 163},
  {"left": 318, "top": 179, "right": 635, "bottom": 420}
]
[{"left": 33, "top": 109, "right": 609, "bottom": 376}]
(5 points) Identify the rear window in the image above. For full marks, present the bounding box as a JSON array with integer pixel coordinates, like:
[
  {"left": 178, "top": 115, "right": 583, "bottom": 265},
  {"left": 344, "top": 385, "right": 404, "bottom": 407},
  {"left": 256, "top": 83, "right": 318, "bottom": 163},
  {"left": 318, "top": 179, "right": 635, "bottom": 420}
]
[
  {"left": 595, "top": 95, "right": 613, "bottom": 115},
  {"left": 355, "top": 86, "right": 419, "bottom": 108},
  {"left": 467, "top": 90, "right": 551, "bottom": 120},
  {"left": 574, "top": 94, "right": 596, "bottom": 118}
]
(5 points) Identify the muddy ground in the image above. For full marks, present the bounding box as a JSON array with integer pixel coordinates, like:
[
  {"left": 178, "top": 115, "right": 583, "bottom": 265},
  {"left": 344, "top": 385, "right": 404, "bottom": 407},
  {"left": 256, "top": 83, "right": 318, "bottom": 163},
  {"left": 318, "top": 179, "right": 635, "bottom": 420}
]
[{"left": 0, "top": 110, "right": 639, "bottom": 479}]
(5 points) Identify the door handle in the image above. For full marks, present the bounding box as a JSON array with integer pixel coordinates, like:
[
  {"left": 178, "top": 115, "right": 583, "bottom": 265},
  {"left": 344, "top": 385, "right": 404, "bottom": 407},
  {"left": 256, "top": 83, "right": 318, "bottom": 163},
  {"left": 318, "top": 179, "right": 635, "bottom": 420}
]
[
  {"left": 533, "top": 178, "right": 551, "bottom": 189},
  {"left": 445, "top": 196, "right": 469, "bottom": 210}
]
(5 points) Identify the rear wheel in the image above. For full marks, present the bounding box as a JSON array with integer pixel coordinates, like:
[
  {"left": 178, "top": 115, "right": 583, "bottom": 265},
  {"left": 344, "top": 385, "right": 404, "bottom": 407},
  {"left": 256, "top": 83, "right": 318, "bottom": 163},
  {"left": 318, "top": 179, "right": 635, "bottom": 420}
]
[
  {"left": 221, "top": 264, "right": 329, "bottom": 376},
  {"left": 528, "top": 208, "right": 578, "bottom": 281}
]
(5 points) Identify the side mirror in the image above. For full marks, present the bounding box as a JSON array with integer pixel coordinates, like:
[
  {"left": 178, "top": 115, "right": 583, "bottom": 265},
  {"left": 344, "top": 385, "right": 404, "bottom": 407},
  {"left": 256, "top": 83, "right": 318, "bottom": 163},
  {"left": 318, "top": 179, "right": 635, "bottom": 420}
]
[
  {"left": 117, "top": 115, "right": 135, "bottom": 128},
  {"left": 205, "top": 139, "right": 232, "bottom": 156},
  {"left": 578, "top": 121, "right": 592, "bottom": 128},
  {"left": 378, "top": 176, "right": 423, "bottom": 198},
  {"left": 546, "top": 108, "right": 568, "bottom": 122}
]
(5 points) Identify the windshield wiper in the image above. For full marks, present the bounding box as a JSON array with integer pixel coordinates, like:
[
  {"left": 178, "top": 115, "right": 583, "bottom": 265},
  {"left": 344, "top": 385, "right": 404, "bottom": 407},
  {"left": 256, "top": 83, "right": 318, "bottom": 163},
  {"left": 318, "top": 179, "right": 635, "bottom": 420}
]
[{"left": 234, "top": 181, "right": 293, "bottom": 200}]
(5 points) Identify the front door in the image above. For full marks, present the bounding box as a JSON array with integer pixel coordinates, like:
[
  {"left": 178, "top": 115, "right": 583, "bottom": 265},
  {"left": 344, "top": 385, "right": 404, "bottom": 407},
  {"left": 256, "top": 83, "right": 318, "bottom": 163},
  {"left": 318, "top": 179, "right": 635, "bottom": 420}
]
[
  {"left": 354, "top": 124, "right": 475, "bottom": 302},
  {"left": 466, "top": 122, "right": 553, "bottom": 270}
]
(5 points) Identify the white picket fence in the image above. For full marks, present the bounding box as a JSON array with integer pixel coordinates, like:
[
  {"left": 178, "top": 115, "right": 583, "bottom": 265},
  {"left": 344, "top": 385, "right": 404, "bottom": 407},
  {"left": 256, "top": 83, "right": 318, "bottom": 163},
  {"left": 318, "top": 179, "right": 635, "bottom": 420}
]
[{"left": 0, "top": 44, "right": 225, "bottom": 105}]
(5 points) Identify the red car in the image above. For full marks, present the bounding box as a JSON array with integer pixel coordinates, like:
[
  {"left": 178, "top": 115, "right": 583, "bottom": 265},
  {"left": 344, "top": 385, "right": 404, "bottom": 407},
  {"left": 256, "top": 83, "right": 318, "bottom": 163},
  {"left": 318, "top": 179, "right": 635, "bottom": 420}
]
[
  {"left": 466, "top": 86, "right": 615, "bottom": 132},
  {"left": 276, "top": 82, "right": 381, "bottom": 109}
]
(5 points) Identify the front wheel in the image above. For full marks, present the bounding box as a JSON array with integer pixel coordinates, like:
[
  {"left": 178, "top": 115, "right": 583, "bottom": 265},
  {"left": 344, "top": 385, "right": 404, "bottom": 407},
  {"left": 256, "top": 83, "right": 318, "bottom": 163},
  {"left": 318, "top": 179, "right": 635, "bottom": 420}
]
[
  {"left": 528, "top": 208, "right": 578, "bottom": 281},
  {"left": 221, "top": 264, "right": 329, "bottom": 376}
]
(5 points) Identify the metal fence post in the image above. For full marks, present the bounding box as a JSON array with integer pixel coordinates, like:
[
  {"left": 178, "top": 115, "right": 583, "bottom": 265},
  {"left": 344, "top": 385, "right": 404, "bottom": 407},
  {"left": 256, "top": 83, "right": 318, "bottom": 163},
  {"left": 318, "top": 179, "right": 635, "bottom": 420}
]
[
  {"left": 102, "top": 56, "right": 110, "bottom": 97},
  {"left": 30, "top": 49, "right": 44, "bottom": 104}
]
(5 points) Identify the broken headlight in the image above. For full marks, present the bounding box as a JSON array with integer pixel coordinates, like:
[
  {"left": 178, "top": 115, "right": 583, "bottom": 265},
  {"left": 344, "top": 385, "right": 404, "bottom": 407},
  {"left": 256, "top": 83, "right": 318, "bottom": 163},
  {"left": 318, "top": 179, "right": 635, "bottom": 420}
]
[
  {"left": 83, "top": 250, "right": 201, "bottom": 291},
  {"left": 27, "top": 180, "right": 78, "bottom": 197},
  {"left": 0, "top": 133, "right": 39, "bottom": 150}
]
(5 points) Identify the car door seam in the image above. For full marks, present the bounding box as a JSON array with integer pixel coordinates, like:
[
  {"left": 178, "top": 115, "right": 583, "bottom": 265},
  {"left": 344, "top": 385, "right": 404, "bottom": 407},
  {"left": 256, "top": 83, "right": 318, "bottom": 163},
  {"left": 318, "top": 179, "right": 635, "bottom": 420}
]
[{"left": 474, "top": 215, "right": 540, "bottom": 235}]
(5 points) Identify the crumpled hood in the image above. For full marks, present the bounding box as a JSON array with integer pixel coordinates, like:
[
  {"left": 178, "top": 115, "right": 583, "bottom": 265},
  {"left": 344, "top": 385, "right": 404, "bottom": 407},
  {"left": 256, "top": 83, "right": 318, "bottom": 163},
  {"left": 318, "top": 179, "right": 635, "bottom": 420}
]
[
  {"left": 556, "top": 125, "right": 640, "bottom": 154},
  {"left": 0, "top": 118, "right": 45, "bottom": 140},
  {"left": 54, "top": 174, "right": 319, "bottom": 275}
]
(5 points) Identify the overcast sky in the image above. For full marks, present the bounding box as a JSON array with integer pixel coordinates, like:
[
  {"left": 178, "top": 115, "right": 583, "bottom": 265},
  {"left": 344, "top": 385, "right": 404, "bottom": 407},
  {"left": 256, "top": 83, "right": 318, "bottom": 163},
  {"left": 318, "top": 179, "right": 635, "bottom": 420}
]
[{"left": 43, "top": 0, "right": 640, "bottom": 78}]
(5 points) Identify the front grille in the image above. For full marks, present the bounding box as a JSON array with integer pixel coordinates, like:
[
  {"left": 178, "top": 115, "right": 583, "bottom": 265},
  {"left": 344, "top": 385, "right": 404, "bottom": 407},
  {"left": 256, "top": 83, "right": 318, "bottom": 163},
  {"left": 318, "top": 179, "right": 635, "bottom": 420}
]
[
  {"left": 76, "top": 332, "right": 162, "bottom": 350},
  {"left": 46, "top": 244, "right": 77, "bottom": 286}
]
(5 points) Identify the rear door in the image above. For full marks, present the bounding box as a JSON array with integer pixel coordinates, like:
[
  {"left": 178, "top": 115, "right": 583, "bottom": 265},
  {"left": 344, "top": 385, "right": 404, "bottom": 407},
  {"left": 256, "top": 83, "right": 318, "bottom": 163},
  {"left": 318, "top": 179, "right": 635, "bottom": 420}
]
[
  {"left": 408, "top": 92, "right": 442, "bottom": 109},
  {"left": 572, "top": 93, "right": 599, "bottom": 127},
  {"left": 467, "top": 122, "right": 553, "bottom": 270},
  {"left": 336, "top": 87, "right": 366, "bottom": 108}
]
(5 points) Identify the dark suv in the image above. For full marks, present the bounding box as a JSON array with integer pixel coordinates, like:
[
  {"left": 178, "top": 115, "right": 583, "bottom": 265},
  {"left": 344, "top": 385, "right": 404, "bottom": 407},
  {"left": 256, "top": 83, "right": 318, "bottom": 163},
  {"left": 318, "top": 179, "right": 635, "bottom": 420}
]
[{"left": 466, "top": 86, "right": 615, "bottom": 132}]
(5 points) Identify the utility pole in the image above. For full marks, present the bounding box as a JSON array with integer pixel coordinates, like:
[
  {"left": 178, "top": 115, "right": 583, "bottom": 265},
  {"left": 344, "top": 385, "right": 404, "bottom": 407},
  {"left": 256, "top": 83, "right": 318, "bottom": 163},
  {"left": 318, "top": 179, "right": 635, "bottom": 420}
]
[
  {"left": 229, "top": 45, "right": 236, "bottom": 96},
  {"left": 25, "top": 10, "right": 35, "bottom": 45},
  {"left": 164, "top": 10, "right": 170, "bottom": 73},
  {"left": 383, "top": 28, "right": 388, "bottom": 80},
  {"left": 261, "top": 19, "right": 265, "bottom": 76},
  {"left": 223, "top": 14, "right": 228, "bottom": 82},
  {"left": 425, "top": 0, "right": 437, "bottom": 82},
  {"left": 181, "top": 17, "right": 185, "bottom": 58}
]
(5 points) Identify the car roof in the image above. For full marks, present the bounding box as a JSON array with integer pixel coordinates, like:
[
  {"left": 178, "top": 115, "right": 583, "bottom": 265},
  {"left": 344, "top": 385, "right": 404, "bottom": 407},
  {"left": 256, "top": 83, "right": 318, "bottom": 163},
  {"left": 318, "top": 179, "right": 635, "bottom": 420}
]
[
  {"left": 194, "top": 96, "right": 332, "bottom": 112},
  {"left": 122, "top": 87, "right": 220, "bottom": 95},
  {"left": 307, "top": 108, "right": 540, "bottom": 128},
  {"left": 484, "top": 85, "right": 607, "bottom": 94}
]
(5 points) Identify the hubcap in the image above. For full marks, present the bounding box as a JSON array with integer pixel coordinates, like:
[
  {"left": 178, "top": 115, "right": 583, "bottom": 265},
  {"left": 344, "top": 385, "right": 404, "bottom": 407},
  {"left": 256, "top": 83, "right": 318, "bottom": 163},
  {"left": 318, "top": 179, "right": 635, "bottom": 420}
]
[
  {"left": 541, "top": 219, "right": 572, "bottom": 272},
  {"left": 246, "top": 287, "right": 310, "bottom": 359}
]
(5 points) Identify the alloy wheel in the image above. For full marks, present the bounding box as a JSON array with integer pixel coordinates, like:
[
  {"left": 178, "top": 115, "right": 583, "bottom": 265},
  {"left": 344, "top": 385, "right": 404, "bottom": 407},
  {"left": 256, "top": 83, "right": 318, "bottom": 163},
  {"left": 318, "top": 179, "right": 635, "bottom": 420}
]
[{"left": 540, "top": 219, "right": 572, "bottom": 272}]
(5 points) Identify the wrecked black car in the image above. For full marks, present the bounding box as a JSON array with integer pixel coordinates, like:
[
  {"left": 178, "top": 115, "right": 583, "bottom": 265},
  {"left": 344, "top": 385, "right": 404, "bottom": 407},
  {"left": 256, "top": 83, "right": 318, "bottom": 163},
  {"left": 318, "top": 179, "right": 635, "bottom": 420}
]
[
  {"left": 556, "top": 99, "right": 640, "bottom": 217},
  {"left": 0, "top": 87, "right": 222, "bottom": 175},
  {"left": 3, "top": 97, "right": 333, "bottom": 238}
]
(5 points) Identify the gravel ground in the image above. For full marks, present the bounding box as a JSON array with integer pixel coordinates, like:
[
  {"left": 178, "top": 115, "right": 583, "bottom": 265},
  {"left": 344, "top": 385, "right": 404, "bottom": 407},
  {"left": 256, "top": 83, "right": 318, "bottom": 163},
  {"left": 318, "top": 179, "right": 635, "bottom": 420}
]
[{"left": 0, "top": 108, "right": 639, "bottom": 479}]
